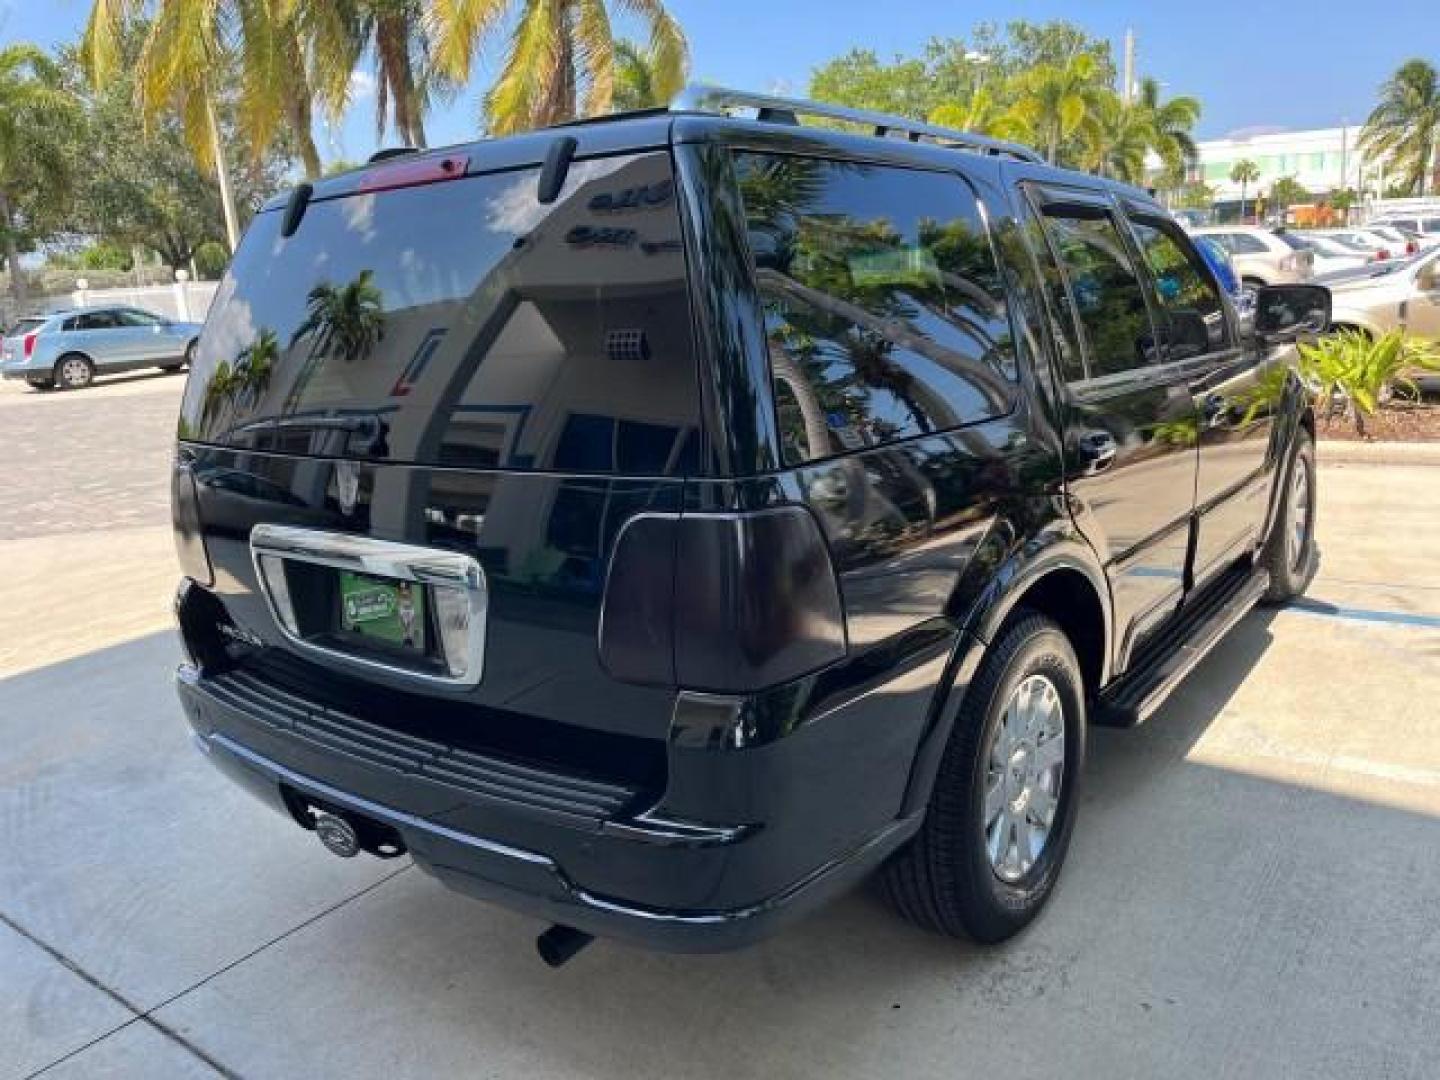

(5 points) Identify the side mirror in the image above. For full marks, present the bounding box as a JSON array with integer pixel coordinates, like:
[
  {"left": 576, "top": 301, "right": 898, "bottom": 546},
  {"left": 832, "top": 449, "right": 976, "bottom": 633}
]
[{"left": 1253, "top": 284, "right": 1331, "bottom": 343}]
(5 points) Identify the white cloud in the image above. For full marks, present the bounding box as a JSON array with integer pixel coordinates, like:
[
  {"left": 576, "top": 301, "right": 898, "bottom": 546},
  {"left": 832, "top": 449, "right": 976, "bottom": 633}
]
[{"left": 349, "top": 70, "right": 377, "bottom": 99}]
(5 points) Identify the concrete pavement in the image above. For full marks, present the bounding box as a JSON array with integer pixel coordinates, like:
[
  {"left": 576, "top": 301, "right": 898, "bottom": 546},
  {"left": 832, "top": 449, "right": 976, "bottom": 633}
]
[{"left": 2, "top": 376, "right": 1439, "bottom": 1079}]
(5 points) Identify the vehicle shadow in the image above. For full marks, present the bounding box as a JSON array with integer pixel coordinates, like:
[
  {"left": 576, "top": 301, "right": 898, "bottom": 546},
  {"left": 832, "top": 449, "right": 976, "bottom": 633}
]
[{"left": 21, "top": 609, "right": 1440, "bottom": 1080}]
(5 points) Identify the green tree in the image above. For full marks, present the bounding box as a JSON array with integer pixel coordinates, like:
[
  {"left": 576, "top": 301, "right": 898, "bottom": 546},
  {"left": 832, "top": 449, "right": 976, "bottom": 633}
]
[
  {"left": 1012, "top": 52, "right": 1108, "bottom": 164},
  {"left": 304, "top": 0, "right": 443, "bottom": 149},
  {"left": 1360, "top": 58, "right": 1440, "bottom": 196},
  {"left": 611, "top": 38, "right": 670, "bottom": 111},
  {"left": 83, "top": 0, "right": 325, "bottom": 178},
  {"left": 0, "top": 44, "right": 80, "bottom": 308},
  {"left": 58, "top": 33, "right": 287, "bottom": 271},
  {"left": 1269, "top": 175, "right": 1310, "bottom": 211},
  {"left": 293, "top": 270, "right": 386, "bottom": 364},
  {"left": 1137, "top": 76, "right": 1199, "bottom": 180},
  {"left": 1230, "top": 159, "right": 1260, "bottom": 221},
  {"left": 430, "top": 0, "right": 687, "bottom": 136}
]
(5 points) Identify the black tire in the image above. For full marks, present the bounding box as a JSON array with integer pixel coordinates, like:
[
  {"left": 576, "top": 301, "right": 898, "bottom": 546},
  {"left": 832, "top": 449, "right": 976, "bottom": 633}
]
[
  {"left": 159, "top": 340, "right": 194, "bottom": 373},
  {"left": 54, "top": 353, "right": 95, "bottom": 390},
  {"left": 882, "top": 612, "right": 1085, "bottom": 943},
  {"left": 1261, "top": 431, "right": 1318, "bottom": 603},
  {"left": 26, "top": 378, "right": 54, "bottom": 391}
]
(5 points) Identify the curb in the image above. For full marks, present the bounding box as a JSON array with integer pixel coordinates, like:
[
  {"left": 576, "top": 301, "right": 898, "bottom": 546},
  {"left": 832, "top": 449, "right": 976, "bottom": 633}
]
[{"left": 1317, "top": 440, "right": 1440, "bottom": 466}]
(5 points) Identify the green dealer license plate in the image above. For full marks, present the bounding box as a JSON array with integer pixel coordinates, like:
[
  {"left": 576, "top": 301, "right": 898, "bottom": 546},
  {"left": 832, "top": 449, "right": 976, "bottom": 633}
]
[{"left": 338, "top": 571, "right": 427, "bottom": 652}]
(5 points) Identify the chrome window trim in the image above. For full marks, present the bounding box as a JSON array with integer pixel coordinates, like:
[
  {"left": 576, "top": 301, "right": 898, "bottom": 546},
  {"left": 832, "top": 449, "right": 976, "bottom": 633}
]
[{"left": 249, "top": 524, "right": 488, "bottom": 689}]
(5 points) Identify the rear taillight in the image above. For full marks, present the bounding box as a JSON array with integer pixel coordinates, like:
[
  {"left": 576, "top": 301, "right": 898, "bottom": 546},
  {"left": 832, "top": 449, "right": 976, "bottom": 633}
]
[
  {"left": 22, "top": 331, "right": 37, "bottom": 359},
  {"left": 173, "top": 463, "right": 214, "bottom": 586},
  {"left": 1375, "top": 250, "right": 1390, "bottom": 260},
  {"left": 600, "top": 507, "right": 847, "bottom": 692}
]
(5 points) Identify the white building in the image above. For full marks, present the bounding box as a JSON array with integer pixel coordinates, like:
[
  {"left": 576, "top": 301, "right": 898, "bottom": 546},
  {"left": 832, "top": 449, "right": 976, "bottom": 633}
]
[{"left": 1179, "top": 124, "right": 1392, "bottom": 203}]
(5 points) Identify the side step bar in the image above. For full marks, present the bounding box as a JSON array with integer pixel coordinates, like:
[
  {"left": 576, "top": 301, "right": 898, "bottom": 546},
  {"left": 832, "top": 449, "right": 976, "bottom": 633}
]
[{"left": 1096, "top": 565, "right": 1270, "bottom": 728}]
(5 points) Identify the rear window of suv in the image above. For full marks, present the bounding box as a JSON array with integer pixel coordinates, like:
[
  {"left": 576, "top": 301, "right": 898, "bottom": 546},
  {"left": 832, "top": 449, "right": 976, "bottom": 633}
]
[{"left": 180, "top": 152, "right": 701, "bottom": 475}]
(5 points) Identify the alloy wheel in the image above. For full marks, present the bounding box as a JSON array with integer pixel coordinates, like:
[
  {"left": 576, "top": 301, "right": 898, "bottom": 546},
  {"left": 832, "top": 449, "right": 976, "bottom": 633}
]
[{"left": 983, "top": 674, "right": 1065, "bottom": 883}]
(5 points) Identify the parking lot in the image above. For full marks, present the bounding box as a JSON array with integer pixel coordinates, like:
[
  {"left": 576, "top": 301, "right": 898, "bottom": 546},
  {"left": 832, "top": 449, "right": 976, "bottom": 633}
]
[{"left": 3, "top": 373, "right": 1439, "bottom": 1079}]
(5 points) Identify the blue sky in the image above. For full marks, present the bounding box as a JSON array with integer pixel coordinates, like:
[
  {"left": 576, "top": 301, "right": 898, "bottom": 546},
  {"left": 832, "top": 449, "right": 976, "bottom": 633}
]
[{"left": 5, "top": 0, "right": 1438, "bottom": 159}]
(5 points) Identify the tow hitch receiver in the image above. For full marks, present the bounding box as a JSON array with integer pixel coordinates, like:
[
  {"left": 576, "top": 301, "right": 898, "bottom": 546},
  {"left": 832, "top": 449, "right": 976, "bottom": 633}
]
[
  {"left": 300, "top": 799, "right": 406, "bottom": 860},
  {"left": 314, "top": 812, "right": 361, "bottom": 858}
]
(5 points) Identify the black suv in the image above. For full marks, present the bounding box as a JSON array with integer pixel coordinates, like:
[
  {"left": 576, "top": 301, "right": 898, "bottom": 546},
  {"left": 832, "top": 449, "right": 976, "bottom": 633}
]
[{"left": 172, "top": 87, "right": 1325, "bottom": 963}]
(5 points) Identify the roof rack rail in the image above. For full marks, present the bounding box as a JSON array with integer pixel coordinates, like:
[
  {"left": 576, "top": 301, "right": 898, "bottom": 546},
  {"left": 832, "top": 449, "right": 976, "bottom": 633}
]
[{"left": 669, "top": 84, "right": 1045, "bottom": 165}]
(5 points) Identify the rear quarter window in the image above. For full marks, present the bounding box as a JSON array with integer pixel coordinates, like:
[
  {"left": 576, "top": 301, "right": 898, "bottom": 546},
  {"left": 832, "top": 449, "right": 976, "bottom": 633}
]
[
  {"left": 733, "top": 153, "right": 1018, "bottom": 467},
  {"left": 181, "top": 152, "right": 700, "bottom": 475}
]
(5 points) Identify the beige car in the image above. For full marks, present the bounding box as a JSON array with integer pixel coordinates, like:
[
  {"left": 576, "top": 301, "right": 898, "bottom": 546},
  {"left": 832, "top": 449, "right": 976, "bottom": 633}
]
[
  {"left": 1327, "top": 246, "right": 1440, "bottom": 340},
  {"left": 1190, "top": 226, "right": 1315, "bottom": 286},
  {"left": 1326, "top": 246, "right": 1440, "bottom": 391}
]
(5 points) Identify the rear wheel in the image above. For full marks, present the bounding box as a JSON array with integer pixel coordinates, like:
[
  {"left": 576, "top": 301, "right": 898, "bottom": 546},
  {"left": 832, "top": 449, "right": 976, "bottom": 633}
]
[
  {"left": 1262, "top": 431, "right": 1318, "bottom": 602},
  {"left": 882, "top": 613, "right": 1084, "bottom": 943},
  {"left": 54, "top": 353, "right": 94, "bottom": 390},
  {"left": 159, "top": 340, "right": 195, "bottom": 373}
]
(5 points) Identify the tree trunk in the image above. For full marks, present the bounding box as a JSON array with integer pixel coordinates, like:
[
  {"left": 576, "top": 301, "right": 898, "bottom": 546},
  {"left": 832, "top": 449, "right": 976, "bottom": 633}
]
[
  {"left": 0, "top": 189, "right": 26, "bottom": 310},
  {"left": 281, "top": 33, "right": 324, "bottom": 179}
]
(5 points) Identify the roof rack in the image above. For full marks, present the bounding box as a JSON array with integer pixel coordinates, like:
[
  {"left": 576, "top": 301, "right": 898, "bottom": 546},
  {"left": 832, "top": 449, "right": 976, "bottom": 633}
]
[{"left": 670, "top": 84, "right": 1044, "bottom": 165}]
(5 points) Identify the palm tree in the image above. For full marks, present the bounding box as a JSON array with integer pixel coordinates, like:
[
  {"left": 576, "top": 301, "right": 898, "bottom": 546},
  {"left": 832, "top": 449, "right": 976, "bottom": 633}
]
[
  {"left": 1081, "top": 92, "right": 1151, "bottom": 182},
  {"left": 1230, "top": 159, "right": 1260, "bottom": 222},
  {"left": 928, "top": 87, "right": 1034, "bottom": 144},
  {"left": 1136, "top": 77, "right": 1200, "bottom": 180},
  {"left": 612, "top": 38, "right": 671, "bottom": 111},
  {"left": 82, "top": 0, "right": 326, "bottom": 178},
  {"left": 292, "top": 270, "right": 386, "bottom": 364},
  {"left": 1011, "top": 52, "right": 1108, "bottom": 165},
  {"left": 1360, "top": 59, "right": 1440, "bottom": 196},
  {"left": 0, "top": 45, "right": 78, "bottom": 308},
  {"left": 429, "top": 0, "right": 687, "bottom": 136},
  {"left": 306, "top": 0, "right": 440, "bottom": 149}
]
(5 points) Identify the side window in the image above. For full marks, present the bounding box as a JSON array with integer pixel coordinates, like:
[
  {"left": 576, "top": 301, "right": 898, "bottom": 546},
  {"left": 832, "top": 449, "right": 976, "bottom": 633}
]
[
  {"left": 117, "top": 309, "right": 162, "bottom": 327},
  {"left": 1227, "top": 233, "right": 1268, "bottom": 254},
  {"left": 734, "top": 153, "right": 1017, "bottom": 466},
  {"left": 1038, "top": 202, "right": 1155, "bottom": 379},
  {"left": 75, "top": 311, "right": 120, "bottom": 331},
  {"left": 1127, "top": 214, "right": 1232, "bottom": 359}
]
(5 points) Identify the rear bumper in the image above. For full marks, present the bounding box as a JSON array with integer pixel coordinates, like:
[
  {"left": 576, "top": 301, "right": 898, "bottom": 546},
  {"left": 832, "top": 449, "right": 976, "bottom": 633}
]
[{"left": 177, "top": 664, "right": 922, "bottom": 951}]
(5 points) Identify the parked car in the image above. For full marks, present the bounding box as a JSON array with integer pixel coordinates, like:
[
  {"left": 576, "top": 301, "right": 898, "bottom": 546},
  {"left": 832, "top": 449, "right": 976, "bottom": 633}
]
[
  {"left": 1320, "top": 228, "right": 1403, "bottom": 260},
  {"left": 1189, "top": 226, "right": 1315, "bottom": 286},
  {"left": 1296, "top": 231, "right": 1370, "bottom": 275},
  {"left": 0, "top": 306, "right": 201, "bottom": 390},
  {"left": 1371, "top": 213, "right": 1440, "bottom": 245},
  {"left": 171, "top": 87, "right": 1325, "bottom": 962},
  {"left": 1363, "top": 223, "right": 1429, "bottom": 256},
  {"left": 1326, "top": 245, "right": 1440, "bottom": 341},
  {"left": 1288, "top": 231, "right": 1372, "bottom": 274}
]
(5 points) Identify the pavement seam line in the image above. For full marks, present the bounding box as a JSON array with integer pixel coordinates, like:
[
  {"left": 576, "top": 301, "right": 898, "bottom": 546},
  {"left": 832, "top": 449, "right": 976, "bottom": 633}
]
[
  {"left": 4, "top": 912, "right": 237, "bottom": 1080},
  {"left": 10, "top": 863, "right": 411, "bottom": 1079}
]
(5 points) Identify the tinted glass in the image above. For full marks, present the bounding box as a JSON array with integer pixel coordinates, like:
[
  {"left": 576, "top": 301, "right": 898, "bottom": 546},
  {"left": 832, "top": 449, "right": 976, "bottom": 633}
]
[
  {"left": 117, "top": 309, "right": 163, "bottom": 327},
  {"left": 76, "top": 311, "right": 121, "bottom": 330},
  {"left": 181, "top": 152, "right": 699, "bottom": 474},
  {"left": 1224, "top": 233, "right": 1269, "bottom": 254},
  {"left": 1421, "top": 218, "right": 1440, "bottom": 235},
  {"left": 1273, "top": 232, "right": 1310, "bottom": 251},
  {"left": 1128, "top": 215, "right": 1231, "bottom": 359},
  {"left": 734, "top": 153, "right": 1017, "bottom": 466},
  {"left": 1040, "top": 205, "right": 1155, "bottom": 379},
  {"left": 5, "top": 317, "right": 45, "bottom": 336}
]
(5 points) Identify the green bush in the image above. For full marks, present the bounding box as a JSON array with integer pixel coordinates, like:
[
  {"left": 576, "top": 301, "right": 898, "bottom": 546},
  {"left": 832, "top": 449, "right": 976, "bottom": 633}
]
[
  {"left": 193, "top": 241, "right": 230, "bottom": 280},
  {"left": 1298, "top": 329, "right": 1440, "bottom": 437}
]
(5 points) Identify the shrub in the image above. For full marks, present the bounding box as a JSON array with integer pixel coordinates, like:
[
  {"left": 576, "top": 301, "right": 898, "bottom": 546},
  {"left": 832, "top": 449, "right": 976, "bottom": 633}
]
[{"left": 1297, "top": 329, "right": 1440, "bottom": 437}]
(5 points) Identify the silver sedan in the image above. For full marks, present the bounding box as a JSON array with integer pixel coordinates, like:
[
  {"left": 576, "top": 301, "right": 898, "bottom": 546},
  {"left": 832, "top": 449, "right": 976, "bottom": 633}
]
[{"left": 1, "top": 306, "right": 202, "bottom": 390}]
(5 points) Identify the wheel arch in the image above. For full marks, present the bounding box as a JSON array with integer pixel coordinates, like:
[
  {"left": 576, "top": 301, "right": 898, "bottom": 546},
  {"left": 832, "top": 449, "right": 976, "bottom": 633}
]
[{"left": 899, "top": 538, "right": 1112, "bottom": 817}]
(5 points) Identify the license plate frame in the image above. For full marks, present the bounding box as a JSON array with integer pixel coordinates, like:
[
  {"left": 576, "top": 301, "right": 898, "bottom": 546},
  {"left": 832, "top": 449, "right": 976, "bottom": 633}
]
[{"left": 250, "top": 525, "right": 488, "bottom": 688}]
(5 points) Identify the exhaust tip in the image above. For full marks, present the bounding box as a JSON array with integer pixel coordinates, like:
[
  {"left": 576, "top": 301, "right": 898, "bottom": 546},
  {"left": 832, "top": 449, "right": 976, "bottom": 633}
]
[
  {"left": 313, "top": 811, "right": 361, "bottom": 858},
  {"left": 536, "top": 924, "right": 593, "bottom": 968}
]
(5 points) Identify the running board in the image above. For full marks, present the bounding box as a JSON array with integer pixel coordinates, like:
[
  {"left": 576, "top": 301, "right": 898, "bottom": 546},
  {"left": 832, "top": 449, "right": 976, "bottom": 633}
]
[{"left": 1096, "top": 565, "right": 1270, "bottom": 728}]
